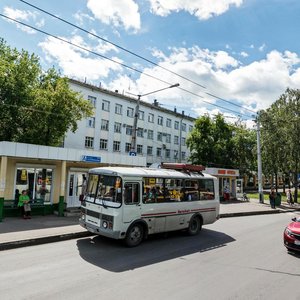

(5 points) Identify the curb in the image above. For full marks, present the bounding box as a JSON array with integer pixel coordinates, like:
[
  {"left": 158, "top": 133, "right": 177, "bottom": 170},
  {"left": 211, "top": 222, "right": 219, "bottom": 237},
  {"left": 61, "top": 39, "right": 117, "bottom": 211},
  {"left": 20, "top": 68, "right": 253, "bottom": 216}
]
[
  {"left": 220, "top": 209, "right": 281, "bottom": 218},
  {"left": 0, "top": 231, "right": 94, "bottom": 251}
]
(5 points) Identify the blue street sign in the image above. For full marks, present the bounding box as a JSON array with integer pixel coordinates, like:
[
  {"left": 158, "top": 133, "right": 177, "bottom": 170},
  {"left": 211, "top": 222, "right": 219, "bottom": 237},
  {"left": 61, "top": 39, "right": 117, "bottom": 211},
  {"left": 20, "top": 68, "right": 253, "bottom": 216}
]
[
  {"left": 129, "top": 151, "right": 137, "bottom": 156},
  {"left": 81, "top": 155, "right": 101, "bottom": 163}
]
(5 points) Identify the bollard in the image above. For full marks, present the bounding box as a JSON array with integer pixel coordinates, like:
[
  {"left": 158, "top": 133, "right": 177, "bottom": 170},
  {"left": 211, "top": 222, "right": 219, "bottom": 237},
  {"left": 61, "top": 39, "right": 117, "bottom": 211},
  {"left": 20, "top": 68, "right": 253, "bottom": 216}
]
[
  {"left": 0, "top": 197, "right": 4, "bottom": 222},
  {"left": 58, "top": 196, "right": 64, "bottom": 217}
]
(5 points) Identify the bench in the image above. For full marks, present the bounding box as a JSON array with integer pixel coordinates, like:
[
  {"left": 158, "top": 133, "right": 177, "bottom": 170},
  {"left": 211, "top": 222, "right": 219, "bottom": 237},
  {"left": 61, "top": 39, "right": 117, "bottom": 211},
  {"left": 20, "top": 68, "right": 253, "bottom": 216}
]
[{"left": 3, "top": 198, "right": 47, "bottom": 217}]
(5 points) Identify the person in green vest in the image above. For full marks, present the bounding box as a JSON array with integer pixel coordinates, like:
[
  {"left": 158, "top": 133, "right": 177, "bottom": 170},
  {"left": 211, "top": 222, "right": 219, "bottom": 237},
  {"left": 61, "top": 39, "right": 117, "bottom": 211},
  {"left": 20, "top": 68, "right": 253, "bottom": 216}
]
[{"left": 18, "top": 190, "right": 31, "bottom": 219}]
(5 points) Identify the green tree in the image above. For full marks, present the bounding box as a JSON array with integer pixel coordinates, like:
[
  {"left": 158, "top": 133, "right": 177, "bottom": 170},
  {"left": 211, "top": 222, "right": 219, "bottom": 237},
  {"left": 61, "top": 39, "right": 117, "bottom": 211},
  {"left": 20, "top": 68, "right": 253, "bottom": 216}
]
[
  {"left": 187, "top": 114, "right": 256, "bottom": 176},
  {"left": 0, "top": 39, "right": 93, "bottom": 146},
  {"left": 259, "top": 88, "right": 300, "bottom": 202},
  {"left": 231, "top": 123, "right": 257, "bottom": 177}
]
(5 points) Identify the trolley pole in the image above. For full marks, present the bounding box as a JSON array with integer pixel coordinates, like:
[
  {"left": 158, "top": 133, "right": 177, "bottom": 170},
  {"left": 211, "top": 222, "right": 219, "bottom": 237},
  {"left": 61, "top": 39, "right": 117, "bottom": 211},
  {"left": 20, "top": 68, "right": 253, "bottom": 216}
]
[{"left": 256, "top": 114, "right": 264, "bottom": 203}]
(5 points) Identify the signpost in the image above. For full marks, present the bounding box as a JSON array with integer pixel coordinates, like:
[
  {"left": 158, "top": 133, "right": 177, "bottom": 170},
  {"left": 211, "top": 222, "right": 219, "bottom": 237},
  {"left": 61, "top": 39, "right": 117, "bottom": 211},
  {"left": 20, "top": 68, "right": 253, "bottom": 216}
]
[
  {"left": 81, "top": 156, "right": 101, "bottom": 163},
  {"left": 129, "top": 151, "right": 137, "bottom": 156}
]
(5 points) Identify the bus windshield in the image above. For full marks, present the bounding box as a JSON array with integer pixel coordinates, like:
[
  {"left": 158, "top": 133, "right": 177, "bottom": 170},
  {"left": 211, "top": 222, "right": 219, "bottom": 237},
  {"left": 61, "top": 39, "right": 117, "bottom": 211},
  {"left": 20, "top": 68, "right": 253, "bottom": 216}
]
[{"left": 86, "top": 174, "right": 122, "bottom": 206}]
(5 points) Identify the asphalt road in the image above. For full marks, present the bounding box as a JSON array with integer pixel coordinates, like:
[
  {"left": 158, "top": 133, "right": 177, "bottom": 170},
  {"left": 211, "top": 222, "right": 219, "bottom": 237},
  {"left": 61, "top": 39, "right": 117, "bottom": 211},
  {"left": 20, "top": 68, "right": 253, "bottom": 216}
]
[{"left": 1, "top": 212, "right": 300, "bottom": 300}]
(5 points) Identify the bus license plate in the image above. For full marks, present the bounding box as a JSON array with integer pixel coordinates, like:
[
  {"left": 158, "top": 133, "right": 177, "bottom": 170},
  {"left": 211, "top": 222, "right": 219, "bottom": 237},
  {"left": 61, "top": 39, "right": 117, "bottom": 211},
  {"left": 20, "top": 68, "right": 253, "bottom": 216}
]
[{"left": 87, "top": 226, "right": 96, "bottom": 233}]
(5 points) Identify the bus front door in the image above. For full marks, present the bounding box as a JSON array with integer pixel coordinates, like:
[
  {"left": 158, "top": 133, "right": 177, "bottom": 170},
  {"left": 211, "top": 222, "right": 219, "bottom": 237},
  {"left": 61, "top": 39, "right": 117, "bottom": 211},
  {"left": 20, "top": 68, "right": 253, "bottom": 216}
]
[
  {"left": 122, "top": 182, "right": 141, "bottom": 223},
  {"left": 67, "top": 172, "right": 87, "bottom": 208}
]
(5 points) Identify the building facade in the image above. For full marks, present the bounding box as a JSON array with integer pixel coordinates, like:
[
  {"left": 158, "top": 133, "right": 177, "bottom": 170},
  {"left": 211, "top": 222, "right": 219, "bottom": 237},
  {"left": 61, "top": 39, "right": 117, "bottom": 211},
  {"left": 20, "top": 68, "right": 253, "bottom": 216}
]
[
  {"left": 0, "top": 79, "right": 196, "bottom": 218},
  {"left": 65, "top": 79, "right": 195, "bottom": 166}
]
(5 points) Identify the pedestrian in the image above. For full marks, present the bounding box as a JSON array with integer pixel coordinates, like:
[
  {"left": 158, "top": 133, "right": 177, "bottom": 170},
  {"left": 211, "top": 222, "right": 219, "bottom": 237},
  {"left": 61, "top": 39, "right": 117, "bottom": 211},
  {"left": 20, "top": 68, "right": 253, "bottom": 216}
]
[
  {"left": 18, "top": 190, "right": 31, "bottom": 219},
  {"left": 14, "top": 189, "right": 20, "bottom": 207},
  {"left": 224, "top": 186, "right": 230, "bottom": 201},
  {"left": 286, "top": 189, "right": 293, "bottom": 205},
  {"left": 269, "top": 187, "right": 276, "bottom": 209}
]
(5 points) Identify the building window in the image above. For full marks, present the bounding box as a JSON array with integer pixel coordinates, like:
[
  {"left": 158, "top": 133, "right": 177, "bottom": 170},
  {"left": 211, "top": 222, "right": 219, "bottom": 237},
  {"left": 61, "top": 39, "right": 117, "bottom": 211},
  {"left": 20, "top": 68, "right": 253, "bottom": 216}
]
[
  {"left": 147, "top": 146, "right": 153, "bottom": 155},
  {"left": 181, "top": 152, "right": 186, "bottom": 160},
  {"left": 189, "top": 125, "right": 193, "bottom": 132},
  {"left": 165, "top": 149, "right": 170, "bottom": 158},
  {"left": 181, "top": 137, "right": 186, "bottom": 146},
  {"left": 182, "top": 123, "right": 187, "bottom": 132},
  {"left": 148, "top": 113, "right": 154, "bottom": 123},
  {"left": 174, "top": 121, "right": 179, "bottom": 130},
  {"left": 174, "top": 135, "right": 179, "bottom": 145},
  {"left": 137, "top": 144, "right": 143, "bottom": 154},
  {"left": 87, "top": 117, "right": 95, "bottom": 128},
  {"left": 137, "top": 128, "right": 144, "bottom": 137},
  {"left": 166, "top": 118, "right": 171, "bottom": 127},
  {"left": 115, "top": 104, "right": 122, "bottom": 115},
  {"left": 102, "top": 99, "right": 110, "bottom": 111},
  {"left": 15, "top": 167, "right": 53, "bottom": 202},
  {"left": 126, "top": 125, "right": 133, "bottom": 135},
  {"left": 101, "top": 119, "right": 109, "bottom": 131},
  {"left": 125, "top": 143, "right": 131, "bottom": 152},
  {"left": 88, "top": 95, "right": 96, "bottom": 107},
  {"left": 138, "top": 110, "right": 144, "bottom": 120},
  {"left": 158, "top": 116, "right": 163, "bottom": 125},
  {"left": 166, "top": 134, "right": 171, "bottom": 143},
  {"left": 156, "top": 147, "right": 162, "bottom": 157},
  {"left": 114, "top": 122, "right": 121, "bottom": 133},
  {"left": 113, "top": 141, "right": 120, "bottom": 152},
  {"left": 157, "top": 132, "right": 162, "bottom": 141},
  {"left": 127, "top": 107, "right": 134, "bottom": 118},
  {"left": 174, "top": 150, "right": 179, "bottom": 159},
  {"left": 85, "top": 136, "right": 94, "bottom": 148},
  {"left": 147, "top": 130, "right": 153, "bottom": 140},
  {"left": 100, "top": 139, "right": 108, "bottom": 150}
]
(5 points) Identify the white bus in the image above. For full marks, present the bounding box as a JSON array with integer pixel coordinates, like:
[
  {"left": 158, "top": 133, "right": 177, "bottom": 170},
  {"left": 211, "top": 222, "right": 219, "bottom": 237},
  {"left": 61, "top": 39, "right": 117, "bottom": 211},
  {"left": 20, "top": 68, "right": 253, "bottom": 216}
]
[{"left": 79, "top": 164, "right": 220, "bottom": 246}]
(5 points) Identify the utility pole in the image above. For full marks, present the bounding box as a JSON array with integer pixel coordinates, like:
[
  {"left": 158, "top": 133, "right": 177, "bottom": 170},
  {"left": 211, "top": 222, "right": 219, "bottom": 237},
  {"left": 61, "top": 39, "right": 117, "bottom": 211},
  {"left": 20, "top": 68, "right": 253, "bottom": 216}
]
[
  {"left": 256, "top": 113, "right": 264, "bottom": 203},
  {"left": 130, "top": 83, "right": 180, "bottom": 155},
  {"left": 178, "top": 110, "right": 184, "bottom": 163}
]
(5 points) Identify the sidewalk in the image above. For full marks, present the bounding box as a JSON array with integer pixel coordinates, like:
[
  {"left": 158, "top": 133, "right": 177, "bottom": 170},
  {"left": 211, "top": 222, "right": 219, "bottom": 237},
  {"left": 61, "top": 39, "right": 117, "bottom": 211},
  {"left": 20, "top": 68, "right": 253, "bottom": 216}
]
[{"left": 0, "top": 199, "right": 299, "bottom": 251}]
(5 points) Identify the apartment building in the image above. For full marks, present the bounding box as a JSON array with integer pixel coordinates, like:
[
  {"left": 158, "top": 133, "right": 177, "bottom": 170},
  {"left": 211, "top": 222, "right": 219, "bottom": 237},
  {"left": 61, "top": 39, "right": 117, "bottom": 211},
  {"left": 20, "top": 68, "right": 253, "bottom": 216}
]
[{"left": 66, "top": 79, "right": 195, "bottom": 166}]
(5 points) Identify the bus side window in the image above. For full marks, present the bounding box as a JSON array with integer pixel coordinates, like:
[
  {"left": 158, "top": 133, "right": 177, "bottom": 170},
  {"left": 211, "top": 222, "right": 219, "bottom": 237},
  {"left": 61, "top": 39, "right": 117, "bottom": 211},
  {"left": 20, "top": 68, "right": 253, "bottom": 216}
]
[{"left": 124, "top": 182, "right": 139, "bottom": 204}]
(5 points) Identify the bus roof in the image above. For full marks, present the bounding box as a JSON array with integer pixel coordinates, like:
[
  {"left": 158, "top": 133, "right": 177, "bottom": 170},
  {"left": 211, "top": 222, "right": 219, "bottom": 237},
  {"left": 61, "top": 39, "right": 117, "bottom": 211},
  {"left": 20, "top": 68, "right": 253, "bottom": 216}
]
[{"left": 88, "top": 166, "right": 216, "bottom": 180}]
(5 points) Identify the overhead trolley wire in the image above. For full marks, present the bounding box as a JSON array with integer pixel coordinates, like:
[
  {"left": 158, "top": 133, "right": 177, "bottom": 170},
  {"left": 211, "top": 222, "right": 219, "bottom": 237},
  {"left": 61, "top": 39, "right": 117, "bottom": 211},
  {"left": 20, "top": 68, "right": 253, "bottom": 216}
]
[
  {"left": 19, "top": 0, "right": 257, "bottom": 116},
  {"left": 0, "top": 13, "right": 254, "bottom": 119},
  {"left": 19, "top": 0, "right": 206, "bottom": 89}
]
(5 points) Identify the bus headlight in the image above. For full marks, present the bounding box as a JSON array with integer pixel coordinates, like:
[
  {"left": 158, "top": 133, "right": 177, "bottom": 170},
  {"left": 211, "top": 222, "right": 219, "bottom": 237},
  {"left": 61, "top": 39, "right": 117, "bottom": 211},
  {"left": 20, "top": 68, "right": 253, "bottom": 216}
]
[{"left": 102, "top": 221, "right": 108, "bottom": 229}]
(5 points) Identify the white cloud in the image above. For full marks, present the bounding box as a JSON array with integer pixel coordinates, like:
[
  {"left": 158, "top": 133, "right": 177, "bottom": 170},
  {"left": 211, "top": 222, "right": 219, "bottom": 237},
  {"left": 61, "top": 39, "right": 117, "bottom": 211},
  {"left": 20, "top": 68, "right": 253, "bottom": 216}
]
[
  {"left": 240, "top": 51, "right": 248, "bottom": 57},
  {"left": 39, "top": 36, "right": 122, "bottom": 80},
  {"left": 2, "top": 6, "right": 44, "bottom": 34},
  {"left": 73, "top": 11, "right": 95, "bottom": 26},
  {"left": 148, "top": 0, "right": 243, "bottom": 20},
  {"left": 86, "top": 0, "right": 141, "bottom": 32},
  {"left": 259, "top": 43, "right": 266, "bottom": 52},
  {"left": 107, "top": 47, "right": 300, "bottom": 119},
  {"left": 152, "top": 46, "right": 239, "bottom": 70}
]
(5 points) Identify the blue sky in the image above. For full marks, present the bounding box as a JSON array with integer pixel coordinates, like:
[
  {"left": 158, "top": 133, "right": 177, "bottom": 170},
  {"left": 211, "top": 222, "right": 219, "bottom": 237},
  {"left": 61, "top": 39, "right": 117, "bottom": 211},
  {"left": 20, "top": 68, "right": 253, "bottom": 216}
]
[{"left": 1, "top": 0, "right": 300, "bottom": 124}]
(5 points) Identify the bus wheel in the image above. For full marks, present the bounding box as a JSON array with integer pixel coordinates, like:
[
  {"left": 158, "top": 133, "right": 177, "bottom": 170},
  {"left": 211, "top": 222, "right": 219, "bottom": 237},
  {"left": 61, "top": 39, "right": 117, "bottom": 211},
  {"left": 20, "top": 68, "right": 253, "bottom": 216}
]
[
  {"left": 125, "top": 223, "right": 144, "bottom": 247},
  {"left": 187, "top": 215, "right": 202, "bottom": 236}
]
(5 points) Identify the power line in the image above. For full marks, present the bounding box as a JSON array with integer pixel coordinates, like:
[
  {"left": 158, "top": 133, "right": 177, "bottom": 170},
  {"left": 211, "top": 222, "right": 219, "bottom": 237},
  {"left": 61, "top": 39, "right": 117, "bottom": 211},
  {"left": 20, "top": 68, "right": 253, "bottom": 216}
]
[
  {"left": 19, "top": 0, "right": 257, "bottom": 115},
  {"left": 19, "top": 0, "right": 206, "bottom": 89},
  {"left": 0, "top": 13, "right": 253, "bottom": 119}
]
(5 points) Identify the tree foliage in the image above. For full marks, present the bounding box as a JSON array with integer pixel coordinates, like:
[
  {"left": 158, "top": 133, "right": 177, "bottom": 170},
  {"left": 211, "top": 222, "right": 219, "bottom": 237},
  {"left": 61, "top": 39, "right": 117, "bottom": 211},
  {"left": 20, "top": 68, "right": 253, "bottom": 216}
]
[
  {"left": 0, "top": 39, "right": 93, "bottom": 146},
  {"left": 187, "top": 114, "right": 256, "bottom": 175},
  {"left": 259, "top": 88, "right": 300, "bottom": 199}
]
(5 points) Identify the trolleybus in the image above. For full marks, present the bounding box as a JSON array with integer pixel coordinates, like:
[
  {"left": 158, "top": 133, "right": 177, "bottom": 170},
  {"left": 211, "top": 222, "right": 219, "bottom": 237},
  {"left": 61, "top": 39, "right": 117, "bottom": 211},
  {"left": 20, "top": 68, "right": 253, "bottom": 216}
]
[{"left": 79, "top": 164, "right": 219, "bottom": 246}]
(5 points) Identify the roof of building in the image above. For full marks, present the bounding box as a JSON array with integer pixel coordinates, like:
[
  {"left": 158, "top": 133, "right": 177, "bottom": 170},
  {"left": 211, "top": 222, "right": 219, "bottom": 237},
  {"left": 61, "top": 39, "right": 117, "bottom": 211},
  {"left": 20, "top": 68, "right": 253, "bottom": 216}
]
[{"left": 68, "top": 78, "right": 196, "bottom": 121}]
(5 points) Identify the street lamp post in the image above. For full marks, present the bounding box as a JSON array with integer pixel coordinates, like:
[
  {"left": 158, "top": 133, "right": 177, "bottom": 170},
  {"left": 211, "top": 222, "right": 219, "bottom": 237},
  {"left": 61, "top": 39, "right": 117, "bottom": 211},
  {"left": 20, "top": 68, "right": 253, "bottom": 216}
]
[
  {"left": 256, "top": 113, "right": 264, "bottom": 203},
  {"left": 130, "top": 83, "right": 179, "bottom": 155}
]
